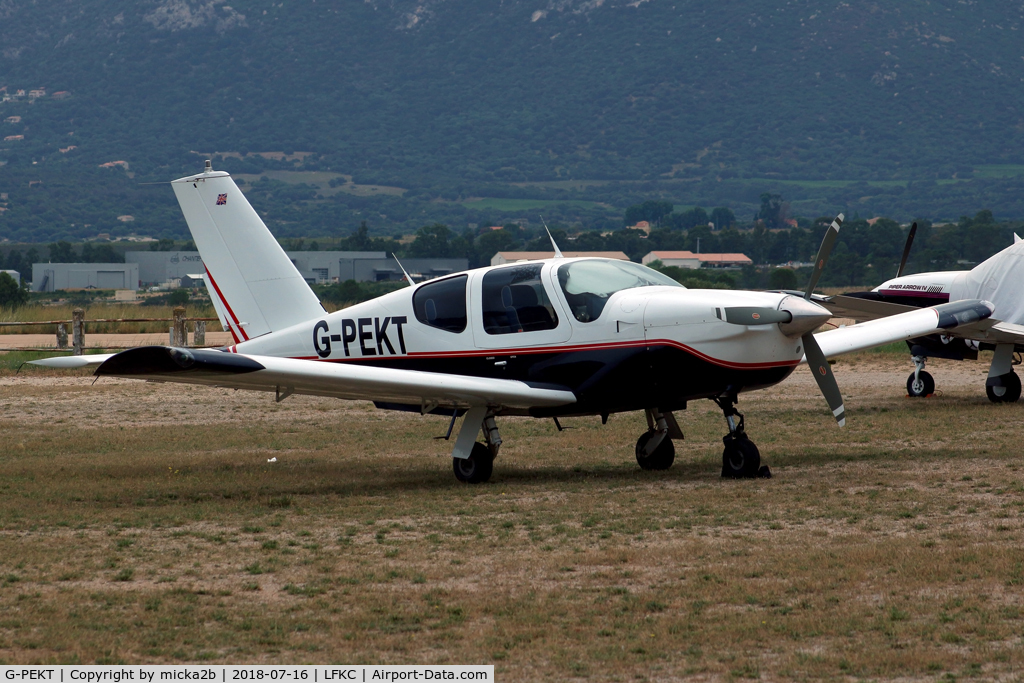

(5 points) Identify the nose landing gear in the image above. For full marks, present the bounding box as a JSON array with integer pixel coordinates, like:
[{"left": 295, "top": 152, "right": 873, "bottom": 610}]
[
  {"left": 714, "top": 395, "right": 771, "bottom": 479},
  {"left": 906, "top": 355, "right": 935, "bottom": 398}
]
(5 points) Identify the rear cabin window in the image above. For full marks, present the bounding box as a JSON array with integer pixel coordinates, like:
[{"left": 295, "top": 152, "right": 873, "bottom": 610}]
[
  {"left": 413, "top": 275, "right": 468, "bottom": 333},
  {"left": 482, "top": 264, "right": 559, "bottom": 335}
]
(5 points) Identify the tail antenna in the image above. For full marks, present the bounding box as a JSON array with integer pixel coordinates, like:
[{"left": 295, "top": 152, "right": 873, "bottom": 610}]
[
  {"left": 540, "top": 216, "right": 563, "bottom": 258},
  {"left": 393, "top": 253, "right": 415, "bottom": 287}
]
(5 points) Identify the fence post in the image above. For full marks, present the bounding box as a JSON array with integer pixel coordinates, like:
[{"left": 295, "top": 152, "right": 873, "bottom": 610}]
[
  {"left": 72, "top": 308, "right": 85, "bottom": 356},
  {"left": 56, "top": 322, "right": 68, "bottom": 349},
  {"left": 172, "top": 307, "right": 187, "bottom": 347},
  {"left": 194, "top": 320, "right": 206, "bottom": 347}
]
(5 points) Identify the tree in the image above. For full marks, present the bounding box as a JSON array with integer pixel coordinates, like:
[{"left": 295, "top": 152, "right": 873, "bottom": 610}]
[
  {"left": 768, "top": 268, "right": 798, "bottom": 290},
  {"left": 758, "top": 193, "right": 787, "bottom": 230},
  {"left": 408, "top": 223, "right": 469, "bottom": 258},
  {"left": 4, "top": 250, "right": 24, "bottom": 275},
  {"left": 710, "top": 207, "right": 735, "bottom": 230},
  {"left": 149, "top": 238, "right": 177, "bottom": 252},
  {"left": 624, "top": 200, "right": 674, "bottom": 227},
  {"left": 0, "top": 272, "right": 28, "bottom": 309},
  {"left": 47, "top": 241, "right": 77, "bottom": 263}
]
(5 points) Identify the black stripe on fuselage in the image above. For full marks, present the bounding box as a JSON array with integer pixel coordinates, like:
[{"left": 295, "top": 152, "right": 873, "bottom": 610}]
[
  {"left": 310, "top": 344, "right": 797, "bottom": 417},
  {"left": 848, "top": 290, "right": 950, "bottom": 308}
]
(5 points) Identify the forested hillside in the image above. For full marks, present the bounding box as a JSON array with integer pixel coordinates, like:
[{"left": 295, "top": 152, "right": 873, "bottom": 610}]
[{"left": 1, "top": 0, "right": 1024, "bottom": 240}]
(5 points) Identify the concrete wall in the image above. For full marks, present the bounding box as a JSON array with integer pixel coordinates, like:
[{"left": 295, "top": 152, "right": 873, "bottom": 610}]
[
  {"left": 348, "top": 258, "right": 469, "bottom": 282},
  {"left": 125, "top": 251, "right": 206, "bottom": 285},
  {"left": 32, "top": 263, "right": 139, "bottom": 292}
]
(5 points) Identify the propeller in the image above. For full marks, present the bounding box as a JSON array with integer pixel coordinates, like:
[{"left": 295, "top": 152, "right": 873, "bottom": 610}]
[
  {"left": 896, "top": 222, "right": 918, "bottom": 279},
  {"left": 801, "top": 213, "right": 846, "bottom": 426}
]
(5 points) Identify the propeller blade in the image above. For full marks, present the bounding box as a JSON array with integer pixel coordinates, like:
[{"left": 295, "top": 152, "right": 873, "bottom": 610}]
[
  {"left": 723, "top": 307, "right": 792, "bottom": 326},
  {"left": 804, "top": 213, "right": 844, "bottom": 300},
  {"left": 895, "top": 222, "right": 918, "bottom": 278},
  {"left": 802, "top": 332, "right": 846, "bottom": 426}
]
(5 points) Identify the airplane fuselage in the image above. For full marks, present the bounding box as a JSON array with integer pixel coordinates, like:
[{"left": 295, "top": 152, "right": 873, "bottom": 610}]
[{"left": 222, "top": 258, "right": 810, "bottom": 417}]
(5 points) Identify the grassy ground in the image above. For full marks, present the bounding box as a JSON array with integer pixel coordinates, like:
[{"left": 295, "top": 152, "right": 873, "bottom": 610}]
[{"left": 0, "top": 355, "right": 1022, "bottom": 678}]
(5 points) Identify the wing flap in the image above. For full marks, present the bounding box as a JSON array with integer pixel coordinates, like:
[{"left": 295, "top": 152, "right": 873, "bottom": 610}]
[{"left": 94, "top": 347, "right": 576, "bottom": 409}]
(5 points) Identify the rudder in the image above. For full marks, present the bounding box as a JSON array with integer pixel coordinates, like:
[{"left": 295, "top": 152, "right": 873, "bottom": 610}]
[{"left": 171, "top": 163, "right": 324, "bottom": 342}]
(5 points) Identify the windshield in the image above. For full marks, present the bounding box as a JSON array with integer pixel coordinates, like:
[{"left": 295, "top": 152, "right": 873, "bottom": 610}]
[{"left": 556, "top": 260, "right": 682, "bottom": 323}]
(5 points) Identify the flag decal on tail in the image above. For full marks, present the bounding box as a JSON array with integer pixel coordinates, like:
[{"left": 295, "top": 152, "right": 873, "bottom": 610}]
[{"left": 216, "top": 193, "right": 228, "bottom": 205}]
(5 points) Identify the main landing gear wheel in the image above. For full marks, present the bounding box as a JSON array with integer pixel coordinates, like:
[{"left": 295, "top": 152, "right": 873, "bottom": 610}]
[
  {"left": 906, "top": 370, "right": 935, "bottom": 398},
  {"left": 635, "top": 431, "right": 675, "bottom": 470},
  {"left": 453, "top": 442, "right": 494, "bottom": 484},
  {"left": 722, "top": 434, "right": 761, "bottom": 479},
  {"left": 986, "top": 371, "right": 1022, "bottom": 403}
]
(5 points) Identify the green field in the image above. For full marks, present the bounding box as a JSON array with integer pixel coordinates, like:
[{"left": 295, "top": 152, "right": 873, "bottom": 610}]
[{"left": 460, "top": 198, "right": 613, "bottom": 212}]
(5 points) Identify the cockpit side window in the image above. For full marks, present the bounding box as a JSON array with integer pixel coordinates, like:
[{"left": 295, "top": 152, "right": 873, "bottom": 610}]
[
  {"left": 557, "top": 260, "right": 683, "bottom": 323},
  {"left": 412, "top": 274, "right": 468, "bottom": 333},
  {"left": 481, "top": 264, "right": 559, "bottom": 335}
]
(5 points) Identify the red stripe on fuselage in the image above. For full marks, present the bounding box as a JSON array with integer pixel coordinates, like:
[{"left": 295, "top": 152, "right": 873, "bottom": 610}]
[
  {"left": 286, "top": 339, "right": 799, "bottom": 371},
  {"left": 204, "top": 266, "right": 248, "bottom": 343}
]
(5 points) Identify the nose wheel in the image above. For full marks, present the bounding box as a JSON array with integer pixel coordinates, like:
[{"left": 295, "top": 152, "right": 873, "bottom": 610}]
[{"left": 714, "top": 395, "right": 771, "bottom": 479}]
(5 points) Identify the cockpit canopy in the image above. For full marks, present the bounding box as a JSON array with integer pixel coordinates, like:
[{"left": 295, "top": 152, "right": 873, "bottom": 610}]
[{"left": 556, "top": 259, "right": 683, "bottom": 323}]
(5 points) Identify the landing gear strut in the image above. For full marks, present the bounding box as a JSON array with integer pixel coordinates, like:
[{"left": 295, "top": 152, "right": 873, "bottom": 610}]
[
  {"left": 713, "top": 395, "right": 770, "bottom": 479},
  {"left": 451, "top": 408, "right": 500, "bottom": 484},
  {"left": 986, "top": 344, "right": 1021, "bottom": 403},
  {"left": 906, "top": 355, "right": 934, "bottom": 398}
]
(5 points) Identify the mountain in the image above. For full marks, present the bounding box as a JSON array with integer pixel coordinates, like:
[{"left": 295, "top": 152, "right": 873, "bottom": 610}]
[{"left": 1, "top": 0, "right": 1024, "bottom": 240}]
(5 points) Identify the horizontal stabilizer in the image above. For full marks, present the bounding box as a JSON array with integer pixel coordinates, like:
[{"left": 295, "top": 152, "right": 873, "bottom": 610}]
[{"left": 28, "top": 354, "right": 115, "bottom": 369}]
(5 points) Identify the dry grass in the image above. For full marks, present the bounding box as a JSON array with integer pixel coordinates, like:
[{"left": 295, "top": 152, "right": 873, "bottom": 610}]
[{"left": 0, "top": 354, "right": 1022, "bottom": 679}]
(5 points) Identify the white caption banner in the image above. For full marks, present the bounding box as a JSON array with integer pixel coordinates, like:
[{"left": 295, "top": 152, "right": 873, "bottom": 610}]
[{"left": 0, "top": 667, "right": 493, "bottom": 683}]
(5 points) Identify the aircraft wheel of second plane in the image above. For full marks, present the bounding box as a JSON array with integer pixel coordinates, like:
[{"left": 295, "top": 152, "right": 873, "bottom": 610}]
[
  {"left": 634, "top": 431, "right": 675, "bottom": 471},
  {"left": 453, "top": 443, "right": 494, "bottom": 484},
  {"left": 986, "top": 371, "right": 1022, "bottom": 404},
  {"left": 906, "top": 371, "right": 935, "bottom": 398}
]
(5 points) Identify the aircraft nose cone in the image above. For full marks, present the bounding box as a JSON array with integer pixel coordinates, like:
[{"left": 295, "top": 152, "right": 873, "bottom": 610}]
[{"left": 778, "top": 296, "right": 833, "bottom": 337}]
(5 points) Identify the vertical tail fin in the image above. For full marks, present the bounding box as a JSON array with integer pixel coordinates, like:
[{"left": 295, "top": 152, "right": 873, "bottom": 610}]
[{"left": 171, "top": 165, "right": 324, "bottom": 342}]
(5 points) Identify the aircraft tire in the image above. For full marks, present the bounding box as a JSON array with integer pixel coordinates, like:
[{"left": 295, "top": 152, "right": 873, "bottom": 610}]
[
  {"left": 722, "top": 434, "right": 760, "bottom": 479},
  {"left": 986, "top": 371, "right": 1021, "bottom": 403},
  {"left": 906, "top": 371, "right": 935, "bottom": 398},
  {"left": 453, "top": 442, "right": 494, "bottom": 484},
  {"left": 635, "top": 431, "right": 675, "bottom": 470}
]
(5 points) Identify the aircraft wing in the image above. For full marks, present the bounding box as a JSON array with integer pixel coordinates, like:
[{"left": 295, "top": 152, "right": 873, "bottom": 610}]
[
  {"left": 808, "top": 299, "right": 993, "bottom": 360},
  {"left": 77, "top": 346, "right": 577, "bottom": 410},
  {"left": 819, "top": 294, "right": 1024, "bottom": 345},
  {"left": 818, "top": 294, "right": 918, "bottom": 321}
]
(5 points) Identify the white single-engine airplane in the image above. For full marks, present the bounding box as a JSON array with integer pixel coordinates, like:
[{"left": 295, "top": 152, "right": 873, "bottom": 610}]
[
  {"left": 30, "top": 163, "right": 999, "bottom": 483},
  {"left": 821, "top": 226, "right": 1024, "bottom": 402}
]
